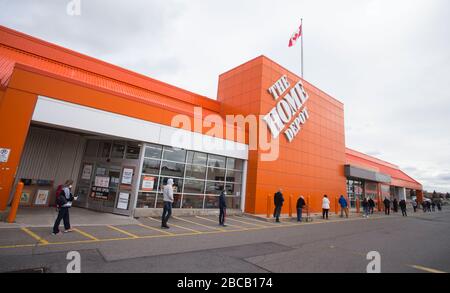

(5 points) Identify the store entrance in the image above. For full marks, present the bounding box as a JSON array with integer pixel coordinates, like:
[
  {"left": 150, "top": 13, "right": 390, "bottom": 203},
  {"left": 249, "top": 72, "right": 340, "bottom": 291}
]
[{"left": 74, "top": 139, "right": 142, "bottom": 216}]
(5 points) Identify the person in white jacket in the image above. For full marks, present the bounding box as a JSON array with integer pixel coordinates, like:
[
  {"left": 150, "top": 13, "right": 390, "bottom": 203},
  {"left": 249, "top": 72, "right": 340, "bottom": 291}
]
[
  {"left": 322, "top": 195, "right": 331, "bottom": 220},
  {"left": 161, "top": 178, "right": 174, "bottom": 229}
]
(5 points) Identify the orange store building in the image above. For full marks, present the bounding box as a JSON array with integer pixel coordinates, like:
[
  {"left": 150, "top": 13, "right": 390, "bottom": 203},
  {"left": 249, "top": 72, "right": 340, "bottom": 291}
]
[{"left": 0, "top": 26, "right": 423, "bottom": 217}]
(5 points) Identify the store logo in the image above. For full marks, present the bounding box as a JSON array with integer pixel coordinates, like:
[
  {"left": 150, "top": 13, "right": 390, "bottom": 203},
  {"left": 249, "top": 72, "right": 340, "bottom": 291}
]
[{"left": 263, "top": 75, "right": 310, "bottom": 143}]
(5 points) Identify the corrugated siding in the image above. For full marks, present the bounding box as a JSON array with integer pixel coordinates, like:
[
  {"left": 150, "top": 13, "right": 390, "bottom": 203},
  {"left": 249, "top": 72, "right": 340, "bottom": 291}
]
[{"left": 16, "top": 126, "right": 86, "bottom": 189}]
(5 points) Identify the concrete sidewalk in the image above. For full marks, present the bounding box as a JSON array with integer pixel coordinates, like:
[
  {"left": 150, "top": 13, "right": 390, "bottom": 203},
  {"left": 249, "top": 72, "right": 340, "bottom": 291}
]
[{"left": 0, "top": 207, "right": 139, "bottom": 228}]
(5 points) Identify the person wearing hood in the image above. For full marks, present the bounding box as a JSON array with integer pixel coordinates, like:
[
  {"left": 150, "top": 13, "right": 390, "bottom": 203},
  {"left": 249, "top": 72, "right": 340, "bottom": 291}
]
[
  {"left": 273, "top": 189, "right": 284, "bottom": 223},
  {"left": 52, "top": 180, "right": 76, "bottom": 235},
  {"left": 296, "top": 195, "right": 306, "bottom": 222},
  {"left": 161, "top": 178, "right": 174, "bottom": 229},
  {"left": 393, "top": 198, "right": 399, "bottom": 213},
  {"left": 399, "top": 198, "right": 407, "bottom": 217},
  {"left": 219, "top": 190, "right": 227, "bottom": 227}
]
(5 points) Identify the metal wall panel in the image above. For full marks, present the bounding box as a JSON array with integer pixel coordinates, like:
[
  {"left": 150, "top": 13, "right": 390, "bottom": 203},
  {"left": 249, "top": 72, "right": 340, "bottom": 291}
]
[{"left": 16, "top": 126, "right": 86, "bottom": 189}]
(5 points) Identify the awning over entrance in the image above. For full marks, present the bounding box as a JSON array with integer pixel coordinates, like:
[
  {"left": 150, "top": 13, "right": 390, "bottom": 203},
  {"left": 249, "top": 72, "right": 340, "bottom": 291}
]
[{"left": 344, "top": 165, "right": 391, "bottom": 184}]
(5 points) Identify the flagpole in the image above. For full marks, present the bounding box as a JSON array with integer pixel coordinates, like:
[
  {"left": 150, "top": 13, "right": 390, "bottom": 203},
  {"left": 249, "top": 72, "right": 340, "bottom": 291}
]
[{"left": 301, "top": 18, "right": 304, "bottom": 79}]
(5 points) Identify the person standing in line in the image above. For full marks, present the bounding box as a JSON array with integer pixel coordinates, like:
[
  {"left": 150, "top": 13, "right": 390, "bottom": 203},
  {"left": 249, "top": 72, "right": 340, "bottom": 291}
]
[
  {"left": 219, "top": 190, "right": 227, "bottom": 227},
  {"left": 52, "top": 180, "right": 75, "bottom": 235},
  {"left": 296, "top": 195, "right": 306, "bottom": 222},
  {"left": 161, "top": 178, "right": 174, "bottom": 229},
  {"left": 399, "top": 199, "right": 408, "bottom": 217},
  {"left": 393, "top": 198, "right": 399, "bottom": 213},
  {"left": 383, "top": 197, "right": 391, "bottom": 215},
  {"left": 368, "top": 197, "right": 375, "bottom": 214},
  {"left": 338, "top": 195, "right": 349, "bottom": 218},
  {"left": 322, "top": 195, "right": 330, "bottom": 220},
  {"left": 273, "top": 189, "right": 284, "bottom": 223},
  {"left": 362, "top": 197, "right": 369, "bottom": 218},
  {"left": 412, "top": 199, "right": 418, "bottom": 213}
]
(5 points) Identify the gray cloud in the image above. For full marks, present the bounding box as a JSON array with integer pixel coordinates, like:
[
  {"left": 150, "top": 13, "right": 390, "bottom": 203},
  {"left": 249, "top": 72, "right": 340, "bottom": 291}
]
[{"left": 1, "top": 0, "right": 449, "bottom": 192}]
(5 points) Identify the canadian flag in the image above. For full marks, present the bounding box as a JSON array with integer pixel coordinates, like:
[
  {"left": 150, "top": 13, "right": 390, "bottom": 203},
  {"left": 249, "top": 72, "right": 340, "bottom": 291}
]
[{"left": 288, "top": 25, "right": 302, "bottom": 47}]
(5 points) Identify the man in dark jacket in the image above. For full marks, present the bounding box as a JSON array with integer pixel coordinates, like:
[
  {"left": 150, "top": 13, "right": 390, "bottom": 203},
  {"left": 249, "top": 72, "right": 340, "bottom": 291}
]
[
  {"left": 393, "top": 198, "right": 399, "bottom": 213},
  {"left": 383, "top": 197, "right": 391, "bottom": 215},
  {"left": 219, "top": 190, "right": 227, "bottom": 227},
  {"left": 273, "top": 189, "right": 284, "bottom": 223},
  {"left": 368, "top": 198, "right": 375, "bottom": 214},
  {"left": 399, "top": 199, "right": 407, "bottom": 217},
  {"left": 296, "top": 195, "right": 306, "bottom": 222}
]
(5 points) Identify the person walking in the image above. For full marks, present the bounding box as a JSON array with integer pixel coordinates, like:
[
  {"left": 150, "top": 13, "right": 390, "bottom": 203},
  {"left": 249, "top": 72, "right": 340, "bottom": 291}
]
[
  {"left": 338, "top": 195, "right": 349, "bottom": 218},
  {"left": 368, "top": 198, "right": 375, "bottom": 214},
  {"left": 431, "top": 201, "right": 436, "bottom": 212},
  {"left": 437, "top": 200, "right": 442, "bottom": 211},
  {"left": 52, "top": 180, "right": 75, "bottom": 235},
  {"left": 362, "top": 197, "right": 369, "bottom": 218},
  {"left": 322, "top": 195, "right": 330, "bottom": 220},
  {"left": 161, "top": 178, "right": 174, "bottom": 229},
  {"left": 296, "top": 195, "right": 306, "bottom": 222},
  {"left": 399, "top": 199, "right": 408, "bottom": 217},
  {"left": 219, "top": 190, "right": 227, "bottom": 226},
  {"left": 412, "top": 199, "right": 418, "bottom": 213},
  {"left": 273, "top": 189, "right": 284, "bottom": 223},
  {"left": 383, "top": 197, "right": 391, "bottom": 215},
  {"left": 393, "top": 198, "right": 399, "bottom": 213}
]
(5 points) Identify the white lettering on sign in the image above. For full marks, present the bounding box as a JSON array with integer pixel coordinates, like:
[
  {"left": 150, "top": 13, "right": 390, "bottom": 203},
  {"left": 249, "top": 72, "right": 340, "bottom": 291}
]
[{"left": 263, "top": 75, "right": 310, "bottom": 142}]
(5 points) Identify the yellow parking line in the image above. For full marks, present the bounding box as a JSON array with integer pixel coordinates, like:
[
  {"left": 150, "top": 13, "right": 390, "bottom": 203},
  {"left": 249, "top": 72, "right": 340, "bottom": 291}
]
[
  {"left": 227, "top": 217, "right": 268, "bottom": 228},
  {"left": 411, "top": 265, "right": 446, "bottom": 274},
  {"left": 73, "top": 228, "right": 99, "bottom": 241},
  {"left": 21, "top": 227, "right": 49, "bottom": 245},
  {"left": 173, "top": 216, "right": 226, "bottom": 232},
  {"left": 147, "top": 217, "right": 202, "bottom": 234},
  {"left": 138, "top": 224, "right": 175, "bottom": 236},
  {"left": 195, "top": 216, "right": 245, "bottom": 230},
  {"left": 107, "top": 225, "right": 139, "bottom": 239}
]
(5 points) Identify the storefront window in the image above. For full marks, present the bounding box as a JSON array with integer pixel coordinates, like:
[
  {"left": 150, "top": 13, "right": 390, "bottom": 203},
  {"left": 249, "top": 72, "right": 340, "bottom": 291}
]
[
  {"left": 162, "top": 147, "right": 186, "bottom": 163},
  {"left": 187, "top": 151, "right": 207, "bottom": 166},
  {"left": 205, "top": 181, "right": 225, "bottom": 195},
  {"left": 142, "top": 158, "right": 161, "bottom": 175},
  {"left": 98, "top": 141, "right": 112, "bottom": 158},
  {"left": 207, "top": 167, "right": 226, "bottom": 181},
  {"left": 144, "top": 144, "right": 162, "bottom": 159},
  {"left": 111, "top": 142, "right": 126, "bottom": 159},
  {"left": 125, "top": 142, "right": 141, "bottom": 159},
  {"left": 204, "top": 196, "right": 220, "bottom": 209},
  {"left": 85, "top": 140, "right": 99, "bottom": 157},
  {"left": 182, "top": 195, "right": 205, "bottom": 209},
  {"left": 160, "top": 161, "right": 185, "bottom": 178},
  {"left": 137, "top": 192, "right": 157, "bottom": 208},
  {"left": 183, "top": 179, "right": 205, "bottom": 195},
  {"left": 208, "top": 155, "right": 226, "bottom": 169},
  {"left": 136, "top": 143, "right": 245, "bottom": 210},
  {"left": 185, "top": 165, "right": 207, "bottom": 180}
]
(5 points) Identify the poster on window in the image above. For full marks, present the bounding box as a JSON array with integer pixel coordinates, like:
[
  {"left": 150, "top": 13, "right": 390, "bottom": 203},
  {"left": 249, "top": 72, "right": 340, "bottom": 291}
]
[
  {"left": 121, "top": 168, "right": 134, "bottom": 185},
  {"left": 116, "top": 192, "right": 130, "bottom": 210},
  {"left": 142, "top": 176, "right": 155, "bottom": 191},
  {"left": 81, "top": 164, "right": 93, "bottom": 180},
  {"left": 34, "top": 189, "right": 50, "bottom": 206},
  {"left": 94, "top": 176, "right": 110, "bottom": 188},
  {"left": 0, "top": 148, "right": 11, "bottom": 163}
]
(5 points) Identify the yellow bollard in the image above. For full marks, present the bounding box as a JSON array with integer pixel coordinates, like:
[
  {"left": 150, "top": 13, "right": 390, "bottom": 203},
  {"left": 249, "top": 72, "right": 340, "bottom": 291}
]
[
  {"left": 7, "top": 182, "right": 24, "bottom": 223},
  {"left": 266, "top": 194, "right": 271, "bottom": 218},
  {"left": 289, "top": 194, "right": 293, "bottom": 218}
]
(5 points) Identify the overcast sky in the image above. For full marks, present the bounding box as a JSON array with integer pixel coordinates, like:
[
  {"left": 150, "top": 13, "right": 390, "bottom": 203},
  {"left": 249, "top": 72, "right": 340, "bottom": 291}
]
[{"left": 1, "top": 0, "right": 449, "bottom": 192}]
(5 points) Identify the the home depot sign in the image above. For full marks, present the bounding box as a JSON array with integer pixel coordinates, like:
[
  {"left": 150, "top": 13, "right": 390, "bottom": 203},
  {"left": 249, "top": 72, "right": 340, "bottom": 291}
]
[{"left": 263, "top": 75, "right": 310, "bottom": 142}]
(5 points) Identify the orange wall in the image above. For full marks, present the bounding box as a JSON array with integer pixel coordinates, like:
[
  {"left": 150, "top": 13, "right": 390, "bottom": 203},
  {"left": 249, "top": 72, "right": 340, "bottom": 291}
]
[
  {"left": 219, "top": 56, "right": 347, "bottom": 214},
  {"left": 0, "top": 88, "right": 37, "bottom": 210}
]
